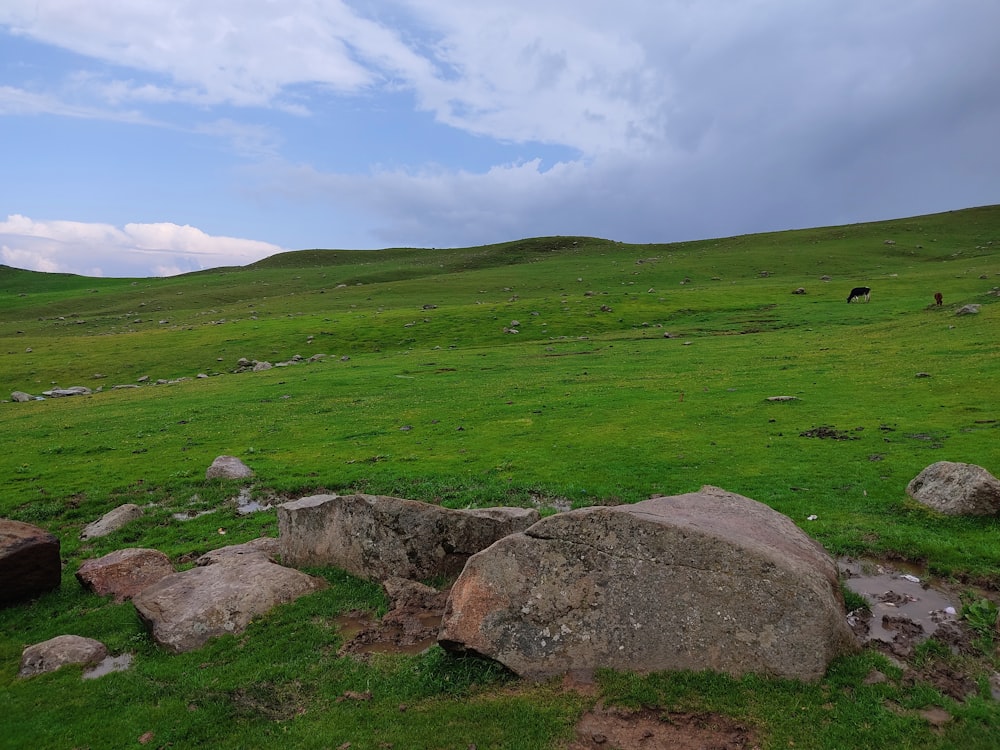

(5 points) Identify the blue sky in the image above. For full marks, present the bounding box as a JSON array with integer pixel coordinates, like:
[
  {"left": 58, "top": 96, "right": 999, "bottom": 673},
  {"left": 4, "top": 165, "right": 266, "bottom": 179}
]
[{"left": 2, "top": 1, "right": 999, "bottom": 278}]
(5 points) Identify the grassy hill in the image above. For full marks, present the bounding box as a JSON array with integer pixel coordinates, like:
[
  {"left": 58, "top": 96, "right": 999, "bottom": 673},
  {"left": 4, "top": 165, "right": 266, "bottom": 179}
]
[{"left": 1, "top": 206, "right": 999, "bottom": 748}]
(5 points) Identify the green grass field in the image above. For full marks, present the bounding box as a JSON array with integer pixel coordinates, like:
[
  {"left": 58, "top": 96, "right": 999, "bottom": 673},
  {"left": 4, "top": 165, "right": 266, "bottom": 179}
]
[{"left": 1, "top": 206, "right": 998, "bottom": 748}]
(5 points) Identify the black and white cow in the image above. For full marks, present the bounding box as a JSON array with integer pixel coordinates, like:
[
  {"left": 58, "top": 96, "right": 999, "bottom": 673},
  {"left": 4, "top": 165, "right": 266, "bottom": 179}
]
[{"left": 847, "top": 286, "right": 871, "bottom": 303}]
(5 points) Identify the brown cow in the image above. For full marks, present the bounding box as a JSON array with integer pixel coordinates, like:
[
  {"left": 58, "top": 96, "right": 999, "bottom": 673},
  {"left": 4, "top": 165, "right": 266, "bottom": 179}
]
[{"left": 934, "top": 292, "right": 943, "bottom": 306}]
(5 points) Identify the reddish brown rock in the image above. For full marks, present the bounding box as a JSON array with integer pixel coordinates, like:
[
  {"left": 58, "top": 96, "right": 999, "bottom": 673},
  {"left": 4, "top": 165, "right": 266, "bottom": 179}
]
[
  {"left": 76, "top": 548, "right": 175, "bottom": 603},
  {"left": 0, "top": 519, "right": 61, "bottom": 606}
]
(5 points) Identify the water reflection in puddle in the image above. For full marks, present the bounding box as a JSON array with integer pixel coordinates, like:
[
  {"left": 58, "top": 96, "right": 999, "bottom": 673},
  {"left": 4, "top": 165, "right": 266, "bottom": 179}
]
[
  {"left": 839, "top": 558, "right": 960, "bottom": 644},
  {"left": 235, "top": 487, "right": 271, "bottom": 515},
  {"left": 172, "top": 509, "right": 217, "bottom": 521},
  {"left": 83, "top": 653, "right": 133, "bottom": 679},
  {"left": 334, "top": 612, "right": 440, "bottom": 656}
]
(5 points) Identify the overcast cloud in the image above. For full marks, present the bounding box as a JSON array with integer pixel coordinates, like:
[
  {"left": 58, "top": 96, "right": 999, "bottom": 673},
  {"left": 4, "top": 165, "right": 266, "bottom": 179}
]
[{"left": 1, "top": 1, "right": 998, "bottom": 276}]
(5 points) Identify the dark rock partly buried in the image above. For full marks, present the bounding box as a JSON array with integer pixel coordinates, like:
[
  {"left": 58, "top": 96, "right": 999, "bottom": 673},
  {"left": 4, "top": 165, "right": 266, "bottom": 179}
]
[{"left": 0, "top": 519, "right": 61, "bottom": 606}]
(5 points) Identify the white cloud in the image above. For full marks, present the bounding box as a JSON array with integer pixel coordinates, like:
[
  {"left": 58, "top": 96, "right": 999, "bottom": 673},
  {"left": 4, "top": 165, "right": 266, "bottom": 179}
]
[
  {"left": 0, "top": 0, "right": 422, "bottom": 106},
  {"left": 0, "top": 215, "right": 284, "bottom": 277},
  {"left": 0, "top": 0, "right": 661, "bottom": 152}
]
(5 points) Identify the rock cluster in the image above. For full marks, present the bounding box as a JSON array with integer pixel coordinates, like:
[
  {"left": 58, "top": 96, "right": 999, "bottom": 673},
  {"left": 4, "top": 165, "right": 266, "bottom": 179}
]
[
  {"left": 132, "top": 541, "right": 326, "bottom": 654},
  {"left": 8, "top": 354, "right": 332, "bottom": 402}
]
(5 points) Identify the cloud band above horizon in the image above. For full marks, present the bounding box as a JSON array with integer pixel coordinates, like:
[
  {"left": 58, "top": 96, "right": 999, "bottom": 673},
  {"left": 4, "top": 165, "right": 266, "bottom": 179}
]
[{"left": 0, "top": 215, "right": 285, "bottom": 277}]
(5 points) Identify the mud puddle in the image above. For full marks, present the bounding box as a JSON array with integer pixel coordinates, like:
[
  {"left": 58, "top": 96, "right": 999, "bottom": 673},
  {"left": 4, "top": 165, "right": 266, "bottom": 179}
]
[
  {"left": 839, "top": 558, "right": 961, "bottom": 646},
  {"left": 335, "top": 579, "right": 450, "bottom": 658},
  {"left": 83, "top": 653, "right": 133, "bottom": 679},
  {"left": 335, "top": 611, "right": 440, "bottom": 656}
]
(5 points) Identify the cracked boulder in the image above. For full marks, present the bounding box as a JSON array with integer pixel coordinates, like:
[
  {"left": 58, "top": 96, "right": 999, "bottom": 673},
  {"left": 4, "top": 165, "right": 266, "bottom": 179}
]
[
  {"left": 278, "top": 494, "right": 539, "bottom": 582},
  {"left": 438, "top": 486, "right": 856, "bottom": 682}
]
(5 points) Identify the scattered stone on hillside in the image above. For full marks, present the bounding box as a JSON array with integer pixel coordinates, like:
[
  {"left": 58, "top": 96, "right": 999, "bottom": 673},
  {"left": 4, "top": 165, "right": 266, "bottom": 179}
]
[
  {"left": 18, "top": 635, "right": 108, "bottom": 678},
  {"left": 10, "top": 391, "right": 34, "bottom": 402},
  {"left": 792, "top": 287, "right": 806, "bottom": 294},
  {"left": 278, "top": 494, "right": 540, "bottom": 582},
  {"left": 906, "top": 461, "right": 1000, "bottom": 516},
  {"left": 0, "top": 519, "right": 61, "bottom": 606},
  {"left": 42, "top": 386, "right": 92, "bottom": 397},
  {"left": 132, "top": 543, "right": 327, "bottom": 654},
  {"left": 438, "top": 486, "right": 857, "bottom": 682},
  {"left": 206, "top": 455, "right": 254, "bottom": 480},
  {"left": 80, "top": 503, "right": 144, "bottom": 540},
  {"left": 253, "top": 361, "right": 273, "bottom": 371},
  {"left": 915, "top": 372, "right": 933, "bottom": 378},
  {"left": 820, "top": 275, "right": 832, "bottom": 281},
  {"left": 76, "top": 548, "right": 175, "bottom": 602},
  {"left": 766, "top": 396, "right": 799, "bottom": 402},
  {"left": 955, "top": 304, "right": 981, "bottom": 315}
]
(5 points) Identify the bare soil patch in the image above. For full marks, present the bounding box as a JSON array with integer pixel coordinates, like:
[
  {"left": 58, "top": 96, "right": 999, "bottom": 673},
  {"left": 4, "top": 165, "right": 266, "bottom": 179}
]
[
  {"left": 564, "top": 704, "right": 758, "bottom": 750},
  {"left": 799, "top": 425, "right": 860, "bottom": 440}
]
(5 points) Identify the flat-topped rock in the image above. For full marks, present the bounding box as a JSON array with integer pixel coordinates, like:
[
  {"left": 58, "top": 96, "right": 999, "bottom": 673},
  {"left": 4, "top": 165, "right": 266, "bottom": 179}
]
[{"left": 278, "top": 494, "right": 539, "bottom": 582}]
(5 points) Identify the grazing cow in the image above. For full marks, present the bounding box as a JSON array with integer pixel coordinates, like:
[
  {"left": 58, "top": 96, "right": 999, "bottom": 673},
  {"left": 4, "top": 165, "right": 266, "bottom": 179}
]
[
  {"left": 934, "top": 292, "right": 943, "bottom": 306},
  {"left": 847, "top": 286, "right": 871, "bottom": 303}
]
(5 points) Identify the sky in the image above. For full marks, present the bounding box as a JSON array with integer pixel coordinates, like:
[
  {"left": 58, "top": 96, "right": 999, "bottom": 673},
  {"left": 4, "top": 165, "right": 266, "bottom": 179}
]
[{"left": 1, "top": 1, "right": 999, "bottom": 278}]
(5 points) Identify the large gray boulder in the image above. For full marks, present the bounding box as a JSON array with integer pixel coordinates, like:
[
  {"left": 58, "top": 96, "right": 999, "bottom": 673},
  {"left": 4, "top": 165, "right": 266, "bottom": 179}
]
[
  {"left": 438, "top": 486, "right": 856, "bottom": 682},
  {"left": 19, "top": 635, "right": 108, "bottom": 678},
  {"left": 906, "top": 461, "right": 1000, "bottom": 516},
  {"left": 76, "top": 548, "right": 175, "bottom": 602},
  {"left": 0, "top": 519, "right": 61, "bottom": 606},
  {"left": 132, "top": 541, "right": 327, "bottom": 653},
  {"left": 80, "top": 503, "right": 144, "bottom": 540},
  {"left": 278, "top": 494, "right": 540, "bottom": 582}
]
